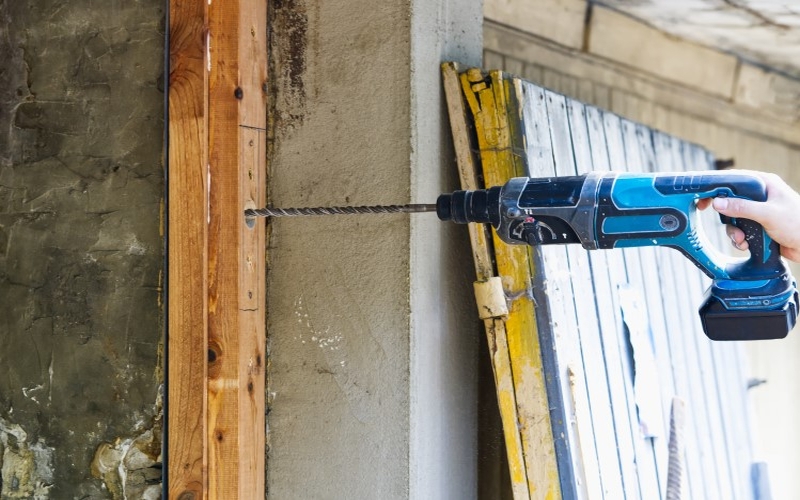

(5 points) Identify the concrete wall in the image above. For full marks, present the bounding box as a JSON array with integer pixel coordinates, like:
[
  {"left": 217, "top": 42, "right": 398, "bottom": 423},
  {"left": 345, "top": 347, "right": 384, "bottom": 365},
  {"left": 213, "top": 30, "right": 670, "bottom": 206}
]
[
  {"left": 266, "top": 0, "right": 482, "bottom": 498},
  {"left": 0, "top": 1, "right": 164, "bottom": 498},
  {"left": 483, "top": 0, "right": 800, "bottom": 496}
]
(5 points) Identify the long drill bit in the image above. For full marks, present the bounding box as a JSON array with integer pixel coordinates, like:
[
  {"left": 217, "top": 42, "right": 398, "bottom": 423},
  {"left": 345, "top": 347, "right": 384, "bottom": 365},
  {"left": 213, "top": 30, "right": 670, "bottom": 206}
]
[{"left": 245, "top": 204, "right": 437, "bottom": 218}]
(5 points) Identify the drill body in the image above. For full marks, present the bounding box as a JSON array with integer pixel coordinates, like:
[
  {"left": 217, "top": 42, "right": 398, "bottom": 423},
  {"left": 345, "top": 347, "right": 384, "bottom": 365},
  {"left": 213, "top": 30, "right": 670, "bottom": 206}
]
[{"left": 437, "top": 171, "right": 798, "bottom": 341}]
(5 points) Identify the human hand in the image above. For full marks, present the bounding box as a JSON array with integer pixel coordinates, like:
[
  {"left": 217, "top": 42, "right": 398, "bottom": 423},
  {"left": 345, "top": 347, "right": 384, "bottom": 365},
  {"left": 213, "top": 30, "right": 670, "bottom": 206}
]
[{"left": 701, "top": 171, "right": 800, "bottom": 262}]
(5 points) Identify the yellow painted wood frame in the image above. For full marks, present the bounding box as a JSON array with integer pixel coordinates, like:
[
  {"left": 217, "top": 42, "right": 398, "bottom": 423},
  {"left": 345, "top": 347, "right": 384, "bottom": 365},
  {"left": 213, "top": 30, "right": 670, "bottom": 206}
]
[{"left": 442, "top": 63, "right": 561, "bottom": 500}]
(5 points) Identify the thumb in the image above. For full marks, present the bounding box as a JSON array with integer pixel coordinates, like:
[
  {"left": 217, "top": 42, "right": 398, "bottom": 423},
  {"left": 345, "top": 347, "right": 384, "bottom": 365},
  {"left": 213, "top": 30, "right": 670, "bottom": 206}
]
[{"left": 712, "top": 197, "right": 770, "bottom": 224}]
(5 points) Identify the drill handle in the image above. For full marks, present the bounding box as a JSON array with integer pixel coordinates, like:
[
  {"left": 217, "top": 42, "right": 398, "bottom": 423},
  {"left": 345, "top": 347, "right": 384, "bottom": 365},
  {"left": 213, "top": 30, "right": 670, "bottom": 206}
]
[
  {"left": 721, "top": 215, "right": 784, "bottom": 279},
  {"left": 658, "top": 172, "right": 784, "bottom": 279},
  {"left": 603, "top": 172, "right": 785, "bottom": 280}
]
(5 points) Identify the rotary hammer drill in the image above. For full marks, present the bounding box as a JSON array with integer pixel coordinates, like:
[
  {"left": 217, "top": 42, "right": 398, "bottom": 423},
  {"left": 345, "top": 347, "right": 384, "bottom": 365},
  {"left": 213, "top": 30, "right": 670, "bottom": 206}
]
[{"left": 436, "top": 171, "right": 798, "bottom": 341}]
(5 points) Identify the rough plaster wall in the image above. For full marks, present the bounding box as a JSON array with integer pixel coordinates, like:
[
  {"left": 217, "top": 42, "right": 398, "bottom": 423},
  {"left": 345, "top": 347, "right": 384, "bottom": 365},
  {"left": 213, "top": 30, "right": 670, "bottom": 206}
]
[
  {"left": 267, "top": 1, "right": 414, "bottom": 497},
  {"left": 267, "top": 0, "right": 481, "bottom": 497},
  {"left": 0, "top": 1, "right": 164, "bottom": 498}
]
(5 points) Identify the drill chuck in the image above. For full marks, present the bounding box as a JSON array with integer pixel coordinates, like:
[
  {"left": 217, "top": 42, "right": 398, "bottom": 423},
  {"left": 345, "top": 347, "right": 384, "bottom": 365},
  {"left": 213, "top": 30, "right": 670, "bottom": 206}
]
[{"left": 436, "top": 188, "right": 496, "bottom": 224}]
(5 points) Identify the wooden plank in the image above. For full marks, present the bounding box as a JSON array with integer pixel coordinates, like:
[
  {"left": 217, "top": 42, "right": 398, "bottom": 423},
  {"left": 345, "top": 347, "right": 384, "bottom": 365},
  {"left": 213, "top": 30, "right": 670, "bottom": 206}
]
[
  {"left": 206, "top": 0, "right": 267, "bottom": 497},
  {"left": 682, "top": 145, "right": 737, "bottom": 500},
  {"left": 584, "top": 105, "right": 642, "bottom": 500},
  {"left": 518, "top": 81, "right": 578, "bottom": 500},
  {"left": 541, "top": 89, "right": 603, "bottom": 500},
  {"left": 443, "top": 62, "right": 530, "bottom": 500},
  {"left": 604, "top": 112, "right": 660, "bottom": 499},
  {"left": 699, "top": 171, "right": 754, "bottom": 500},
  {"left": 711, "top": 342, "right": 752, "bottom": 500},
  {"left": 620, "top": 121, "right": 669, "bottom": 498},
  {"left": 567, "top": 101, "right": 626, "bottom": 500},
  {"left": 485, "top": 317, "right": 533, "bottom": 500},
  {"left": 635, "top": 125, "right": 678, "bottom": 450},
  {"left": 717, "top": 343, "right": 755, "bottom": 500},
  {"left": 441, "top": 63, "right": 494, "bottom": 280},
  {"left": 663, "top": 136, "right": 721, "bottom": 500},
  {"left": 650, "top": 131, "right": 704, "bottom": 500},
  {"left": 167, "top": 0, "right": 208, "bottom": 496},
  {"left": 637, "top": 132, "right": 685, "bottom": 492},
  {"left": 465, "top": 69, "right": 561, "bottom": 499},
  {"left": 616, "top": 119, "right": 665, "bottom": 499}
]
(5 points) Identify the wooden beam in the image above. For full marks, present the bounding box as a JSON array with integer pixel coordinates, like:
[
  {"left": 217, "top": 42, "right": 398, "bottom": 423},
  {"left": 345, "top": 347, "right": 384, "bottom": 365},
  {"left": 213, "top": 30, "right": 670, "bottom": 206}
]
[
  {"left": 168, "top": 0, "right": 208, "bottom": 496},
  {"left": 207, "top": 0, "right": 267, "bottom": 495},
  {"left": 169, "top": 0, "right": 267, "bottom": 497}
]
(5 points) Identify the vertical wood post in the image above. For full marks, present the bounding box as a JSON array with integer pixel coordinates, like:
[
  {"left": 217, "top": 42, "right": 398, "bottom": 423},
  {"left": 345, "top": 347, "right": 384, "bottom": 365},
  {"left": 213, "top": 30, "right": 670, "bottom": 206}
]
[
  {"left": 168, "top": 0, "right": 267, "bottom": 497},
  {"left": 167, "top": 0, "right": 208, "bottom": 496}
]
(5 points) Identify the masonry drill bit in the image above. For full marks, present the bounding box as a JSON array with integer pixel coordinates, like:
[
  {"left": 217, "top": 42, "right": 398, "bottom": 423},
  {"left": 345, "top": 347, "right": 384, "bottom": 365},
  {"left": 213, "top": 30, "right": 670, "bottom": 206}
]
[{"left": 245, "top": 204, "right": 437, "bottom": 218}]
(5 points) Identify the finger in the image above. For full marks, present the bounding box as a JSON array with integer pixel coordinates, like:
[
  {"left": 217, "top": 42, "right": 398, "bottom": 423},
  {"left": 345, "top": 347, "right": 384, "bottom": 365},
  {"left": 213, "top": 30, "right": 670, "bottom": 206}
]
[
  {"left": 726, "top": 225, "right": 745, "bottom": 243},
  {"left": 696, "top": 198, "right": 712, "bottom": 210},
  {"left": 726, "top": 225, "right": 748, "bottom": 250},
  {"left": 712, "top": 197, "right": 772, "bottom": 224}
]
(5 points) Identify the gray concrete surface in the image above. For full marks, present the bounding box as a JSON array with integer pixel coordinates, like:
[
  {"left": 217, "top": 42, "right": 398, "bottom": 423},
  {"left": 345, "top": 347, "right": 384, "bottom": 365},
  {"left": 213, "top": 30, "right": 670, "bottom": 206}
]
[
  {"left": 0, "top": 1, "right": 164, "bottom": 497},
  {"left": 266, "top": 0, "right": 482, "bottom": 497}
]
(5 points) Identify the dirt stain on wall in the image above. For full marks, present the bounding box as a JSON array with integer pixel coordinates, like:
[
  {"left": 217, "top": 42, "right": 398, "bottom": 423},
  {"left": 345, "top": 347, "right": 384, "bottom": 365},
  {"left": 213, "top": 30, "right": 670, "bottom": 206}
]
[
  {"left": 268, "top": 0, "right": 309, "bottom": 142},
  {"left": 0, "top": 0, "right": 165, "bottom": 497}
]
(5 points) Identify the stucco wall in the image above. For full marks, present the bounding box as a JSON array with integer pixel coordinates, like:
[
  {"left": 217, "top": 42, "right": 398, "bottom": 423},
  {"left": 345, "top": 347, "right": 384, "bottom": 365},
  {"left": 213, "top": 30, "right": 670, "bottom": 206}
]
[
  {"left": 0, "top": 1, "right": 164, "bottom": 498},
  {"left": 266, "top": 0, "right": 482, "bottom": 497}
]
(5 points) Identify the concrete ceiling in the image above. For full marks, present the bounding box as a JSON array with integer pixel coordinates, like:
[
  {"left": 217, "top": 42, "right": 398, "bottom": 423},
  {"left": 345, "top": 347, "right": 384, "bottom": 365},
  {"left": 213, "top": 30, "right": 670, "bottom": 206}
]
[{"left": 598, "top": 0, "right": 800, "bottom": 79}]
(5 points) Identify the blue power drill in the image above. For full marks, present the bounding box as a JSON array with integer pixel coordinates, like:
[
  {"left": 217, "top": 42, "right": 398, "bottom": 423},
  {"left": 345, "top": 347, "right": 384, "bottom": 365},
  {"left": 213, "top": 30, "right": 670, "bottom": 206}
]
[{"left": 436, "top": 171, "right": 798, "bottom": 341}]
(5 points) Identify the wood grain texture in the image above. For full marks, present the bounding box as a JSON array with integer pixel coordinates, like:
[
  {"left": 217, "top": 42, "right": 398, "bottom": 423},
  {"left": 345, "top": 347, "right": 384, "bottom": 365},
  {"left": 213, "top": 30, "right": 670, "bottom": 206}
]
[
  {"left": 207, "top": 0, "right": 267, "bottom": 497},
  {"left": 607, "top": 116, "right": 663, "bottom": 498},
  {"left": 466, "top": 69, "right": 562, "bottom": 500},
  {"left": 168, "top": 0, "right": 208, "bottom": 497},
  {"left": 169, "top": 0, "right": 267, "bottom": 498},
  {"left": 583, "top": 106, "right": 640, "bottom": 500},
  {"left": 543, "top": 90, "right": 604, "bottom": 499},
  {"left": 565, "top": 98, "right": 626, "bottom": 500},
  {"left": 441, "top": 63, "right": 494, "bottom": 280},
  {"left": 443, "top": 62, "right": 531, "bottom": 500}
]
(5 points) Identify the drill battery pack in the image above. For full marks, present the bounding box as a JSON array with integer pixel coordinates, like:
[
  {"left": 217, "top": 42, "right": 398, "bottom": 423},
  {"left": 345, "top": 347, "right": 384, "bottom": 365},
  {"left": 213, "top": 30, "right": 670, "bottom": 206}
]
[{"left": 700, "top": 273, "right": 799, "bottom": 341}]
